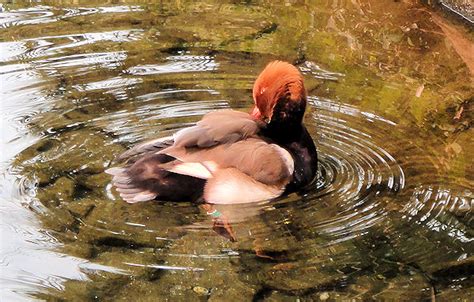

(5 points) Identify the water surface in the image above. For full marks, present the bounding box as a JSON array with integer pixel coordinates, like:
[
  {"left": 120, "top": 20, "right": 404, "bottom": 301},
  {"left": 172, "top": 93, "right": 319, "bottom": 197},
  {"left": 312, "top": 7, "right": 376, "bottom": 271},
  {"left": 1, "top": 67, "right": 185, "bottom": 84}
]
[{"left": 1, "top": 1, "right": 473, "bottom": 301}]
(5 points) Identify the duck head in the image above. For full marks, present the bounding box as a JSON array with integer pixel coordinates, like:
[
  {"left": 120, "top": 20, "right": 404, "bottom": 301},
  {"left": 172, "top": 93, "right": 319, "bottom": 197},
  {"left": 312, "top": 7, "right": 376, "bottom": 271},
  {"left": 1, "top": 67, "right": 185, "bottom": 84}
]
[{"left": 251, "top": 61, "right": 307, "bottom": 127}]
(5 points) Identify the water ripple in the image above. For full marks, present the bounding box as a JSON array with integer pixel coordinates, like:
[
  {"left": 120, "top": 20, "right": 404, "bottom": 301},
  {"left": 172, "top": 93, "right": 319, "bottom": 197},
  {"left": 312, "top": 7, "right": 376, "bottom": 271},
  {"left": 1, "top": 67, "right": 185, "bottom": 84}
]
[
  {"left": 127, "top": 55, "right": 219, "bottom": 76},
  {"left": 73, "top": 76, "right": 143, "bottom": 92},
  {"left": 300, "top": 60, "right": 345, "bottom": 81},
  {"left": 35, "top": 51, "right": 127, "bottom": 73},
  {"left": 401, "top": 185, "right": 472, "bottom": 243},
  {"left": 0, "top": 29, "right": 143, "bottom": 63},
  {"left": 0, "top": 5, "right": 143, "bottom": 28},
  {"left": 262, "top": 96, "right": 406, "bottom": 244}
]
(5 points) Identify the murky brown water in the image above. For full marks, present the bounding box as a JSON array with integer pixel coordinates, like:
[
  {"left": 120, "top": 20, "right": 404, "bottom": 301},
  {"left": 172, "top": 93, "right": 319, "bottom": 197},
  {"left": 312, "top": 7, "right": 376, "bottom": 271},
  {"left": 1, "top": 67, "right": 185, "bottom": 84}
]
[{"left": 1, "top": 1, "right": 473, "bottom": 301}]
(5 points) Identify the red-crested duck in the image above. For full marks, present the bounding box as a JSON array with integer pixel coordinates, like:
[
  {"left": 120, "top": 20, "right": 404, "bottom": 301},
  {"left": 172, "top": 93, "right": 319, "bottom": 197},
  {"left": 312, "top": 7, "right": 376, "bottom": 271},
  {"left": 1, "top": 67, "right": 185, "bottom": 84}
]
[{"left": 106, "top": 61, "right": 318, "bottom": 204}]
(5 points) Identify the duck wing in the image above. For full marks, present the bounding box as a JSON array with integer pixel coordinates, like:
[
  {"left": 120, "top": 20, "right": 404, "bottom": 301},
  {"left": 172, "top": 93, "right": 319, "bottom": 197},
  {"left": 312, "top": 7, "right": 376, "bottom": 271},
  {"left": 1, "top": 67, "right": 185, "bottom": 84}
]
[
  {"left": 115, "top": 109, "right": 260, "bottom": 163},
  {"left": 173, "top": 109, "right": 262, "bottom": 148},
  {"left": 116, "top": 136, "right": 174, "bottom": 163}
]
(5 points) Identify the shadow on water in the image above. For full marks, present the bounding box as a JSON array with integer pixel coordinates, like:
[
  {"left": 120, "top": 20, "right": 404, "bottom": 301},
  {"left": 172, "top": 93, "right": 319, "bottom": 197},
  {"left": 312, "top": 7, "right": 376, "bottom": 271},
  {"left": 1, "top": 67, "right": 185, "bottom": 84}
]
[{"left": 0, "top": 0, "right": 472, "bottom": 301}]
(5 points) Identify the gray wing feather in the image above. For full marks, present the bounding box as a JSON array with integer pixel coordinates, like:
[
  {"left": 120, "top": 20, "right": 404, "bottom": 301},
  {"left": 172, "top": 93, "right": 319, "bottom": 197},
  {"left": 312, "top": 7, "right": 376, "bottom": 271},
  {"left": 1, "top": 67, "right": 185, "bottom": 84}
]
[
  {"left": 173, "top": 110, "right": 261, "bottom": 148},
  {"left": 117, "top": 136, "right": 174, "bottom": 162},
  {"left": 105, "top": 167, "right": 157, "bottom": 203}
]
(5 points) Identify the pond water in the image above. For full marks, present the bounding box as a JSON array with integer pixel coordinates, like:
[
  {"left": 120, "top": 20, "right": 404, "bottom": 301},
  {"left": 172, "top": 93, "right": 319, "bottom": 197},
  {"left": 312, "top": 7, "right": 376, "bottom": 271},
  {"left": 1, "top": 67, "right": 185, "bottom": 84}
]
[{"left": 1, "top": 1, "right": 473, "bottom": 301}]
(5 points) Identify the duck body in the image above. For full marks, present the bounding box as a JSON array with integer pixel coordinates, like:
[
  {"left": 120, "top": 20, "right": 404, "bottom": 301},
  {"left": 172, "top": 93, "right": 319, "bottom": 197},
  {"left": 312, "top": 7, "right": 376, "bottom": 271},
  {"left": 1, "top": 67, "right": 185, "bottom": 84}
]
[{"left": 106, "top": 61, "right": 317, "bottom": 204}]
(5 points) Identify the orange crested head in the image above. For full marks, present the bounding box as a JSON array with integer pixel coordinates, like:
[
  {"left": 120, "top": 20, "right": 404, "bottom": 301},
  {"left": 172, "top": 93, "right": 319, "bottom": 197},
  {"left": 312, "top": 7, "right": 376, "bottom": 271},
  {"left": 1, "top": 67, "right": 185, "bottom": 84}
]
[{"left": 251, "top": 61, "right": 307, "bottom": 124}]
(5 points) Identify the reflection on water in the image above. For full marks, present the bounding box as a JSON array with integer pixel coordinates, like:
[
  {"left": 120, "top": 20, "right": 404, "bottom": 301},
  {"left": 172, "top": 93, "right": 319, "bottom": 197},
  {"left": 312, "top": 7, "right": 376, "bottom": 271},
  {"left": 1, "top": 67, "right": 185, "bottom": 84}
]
[
  {"left": 0, "top": 4, "right": 142, "bottom": 28},
  {"left": 127, "top": 55, "right": 219, "bottom": 75},
  {"left": 0, "top": 0, "right": 472, "bottom": 301}
]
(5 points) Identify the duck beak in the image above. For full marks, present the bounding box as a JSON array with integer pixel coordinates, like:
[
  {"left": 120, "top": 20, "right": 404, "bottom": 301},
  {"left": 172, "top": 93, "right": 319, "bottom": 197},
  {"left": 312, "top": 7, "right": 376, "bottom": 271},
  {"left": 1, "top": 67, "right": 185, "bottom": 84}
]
[{"left": 250, "top": 106, "right": 261, "bottom": 119}]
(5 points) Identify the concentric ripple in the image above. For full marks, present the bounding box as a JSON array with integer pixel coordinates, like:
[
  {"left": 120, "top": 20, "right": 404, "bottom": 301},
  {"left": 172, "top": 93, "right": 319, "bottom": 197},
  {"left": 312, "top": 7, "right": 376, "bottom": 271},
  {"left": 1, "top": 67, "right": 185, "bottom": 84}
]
[{"left": 221, "top": 96, "right": 405, "bottom": 245}]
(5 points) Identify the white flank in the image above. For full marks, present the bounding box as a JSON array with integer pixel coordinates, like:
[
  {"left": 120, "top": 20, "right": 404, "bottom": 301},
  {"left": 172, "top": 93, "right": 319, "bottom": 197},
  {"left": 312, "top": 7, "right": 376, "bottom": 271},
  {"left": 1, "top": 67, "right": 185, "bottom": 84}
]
[{"left": 168, "top": 162, "right": 213, "bottom": 179}]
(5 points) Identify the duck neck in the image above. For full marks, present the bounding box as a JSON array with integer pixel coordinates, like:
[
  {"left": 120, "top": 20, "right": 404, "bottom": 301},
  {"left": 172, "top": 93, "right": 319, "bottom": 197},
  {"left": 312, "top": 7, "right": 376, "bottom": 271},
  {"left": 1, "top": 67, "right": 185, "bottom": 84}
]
[
  {"left": 263, "top": 118, "right": 318, "bottom": 191},
  {"left": 262, "top": 120, "right": 304, "bottom": 145}
]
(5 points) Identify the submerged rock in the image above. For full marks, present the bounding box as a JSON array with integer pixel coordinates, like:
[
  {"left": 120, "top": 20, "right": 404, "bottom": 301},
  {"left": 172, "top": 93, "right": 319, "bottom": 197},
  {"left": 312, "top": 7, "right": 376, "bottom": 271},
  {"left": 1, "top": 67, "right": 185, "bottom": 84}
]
[
  {"left": 368, "top": 274, "right": 432, "bottom": 301},
  {"left": 65, "top": 198, "right": 96, "bottom": 218},
  {"left": 36, "top": 176, "right": 76, "bottom": 207},
  {"left": 263, "top": 290, "right": 300, "bottom": 302},
  {"left": 17, "top": 128, "right": 124, "bottom": 186},
  {"left": 259, "top": 264, "right": 344, "bottom": 293},
  {"left": 192, "top": 286, "right": 210, "bottom": 296}
]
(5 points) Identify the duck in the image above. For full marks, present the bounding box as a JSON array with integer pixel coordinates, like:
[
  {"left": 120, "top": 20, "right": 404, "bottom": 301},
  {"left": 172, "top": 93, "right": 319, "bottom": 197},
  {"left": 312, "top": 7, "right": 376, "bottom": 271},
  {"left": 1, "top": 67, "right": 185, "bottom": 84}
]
[{"left": 106, "top": 61, "right": 318, "bottom": 204}]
